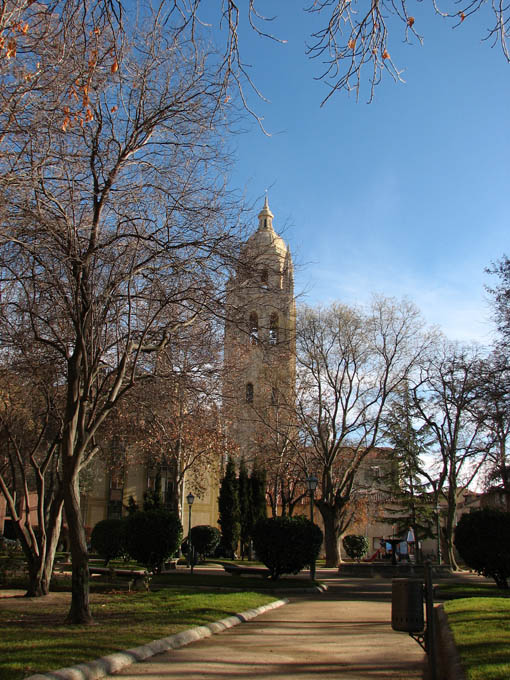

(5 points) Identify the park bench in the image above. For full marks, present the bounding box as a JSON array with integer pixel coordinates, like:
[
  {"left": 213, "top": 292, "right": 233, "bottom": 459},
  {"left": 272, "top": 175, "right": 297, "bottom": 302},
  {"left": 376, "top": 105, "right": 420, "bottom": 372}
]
[
  {"left": 54, "top": 563, "right": 149, "bottom": 589},
  {"left": 217, "top": 562, "right": 270, "bottom": 578}
]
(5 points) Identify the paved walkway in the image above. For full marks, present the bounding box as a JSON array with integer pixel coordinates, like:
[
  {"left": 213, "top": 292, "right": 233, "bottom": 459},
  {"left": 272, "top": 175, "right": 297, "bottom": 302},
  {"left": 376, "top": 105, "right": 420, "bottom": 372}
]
[{"left": 112, "top": 577, "right": 428, "bottom": 680}]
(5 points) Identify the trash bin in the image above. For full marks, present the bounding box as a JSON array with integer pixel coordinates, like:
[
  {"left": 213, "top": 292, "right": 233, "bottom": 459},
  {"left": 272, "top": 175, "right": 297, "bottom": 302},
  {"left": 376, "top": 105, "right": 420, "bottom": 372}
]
[{"left": 391, "top": 578, "right": 424, "bottom": 633}]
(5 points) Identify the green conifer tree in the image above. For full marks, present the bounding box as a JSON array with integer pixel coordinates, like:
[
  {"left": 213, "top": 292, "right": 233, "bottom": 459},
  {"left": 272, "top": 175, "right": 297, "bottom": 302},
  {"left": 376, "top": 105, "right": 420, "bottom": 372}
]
[
  {"left": 218, "top": 456, "right": 241, "bottom": 558},
  {"left": 250, "top": 459, "right": 267, "bottom": 528},
  {"left": 238, "top": 457, "right": 253, "bottom": 559},
  {"left": 383, "top": 388, "right": 434, "bottom": 562}
]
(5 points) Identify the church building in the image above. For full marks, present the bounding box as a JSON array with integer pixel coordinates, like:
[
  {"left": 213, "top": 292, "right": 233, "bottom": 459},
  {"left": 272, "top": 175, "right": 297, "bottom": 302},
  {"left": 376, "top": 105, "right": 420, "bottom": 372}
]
[
  {"left": 58, "top": 198, "right": 296, "bottom": 535},
  {"left": 223, "top": 197, "right": 296, "bottom": 465}
]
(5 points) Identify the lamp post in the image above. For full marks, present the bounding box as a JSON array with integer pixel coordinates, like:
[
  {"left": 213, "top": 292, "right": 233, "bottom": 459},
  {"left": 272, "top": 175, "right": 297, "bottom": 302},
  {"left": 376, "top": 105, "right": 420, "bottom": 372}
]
[
  {"left": 435, "top": 501, "right": 442, "bottom": 566},
  {"left": 187, "top": 492, "right": 195, "bottom": 574},
  {"left": 306, "top": 475, "right": 318, "bottom": 580}
]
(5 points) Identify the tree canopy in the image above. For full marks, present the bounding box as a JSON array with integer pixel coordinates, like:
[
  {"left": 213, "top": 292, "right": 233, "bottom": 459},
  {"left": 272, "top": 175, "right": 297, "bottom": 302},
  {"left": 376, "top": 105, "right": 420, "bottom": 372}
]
[{"left": 0, "top": 0, "right": 244, "bottom": 623}]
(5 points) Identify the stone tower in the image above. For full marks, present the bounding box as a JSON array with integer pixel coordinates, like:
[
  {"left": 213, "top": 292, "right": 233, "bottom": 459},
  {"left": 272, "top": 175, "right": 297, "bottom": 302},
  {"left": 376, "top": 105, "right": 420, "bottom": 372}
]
[{"left": 223, "top": 198, "right": 296, "bottom": 463}]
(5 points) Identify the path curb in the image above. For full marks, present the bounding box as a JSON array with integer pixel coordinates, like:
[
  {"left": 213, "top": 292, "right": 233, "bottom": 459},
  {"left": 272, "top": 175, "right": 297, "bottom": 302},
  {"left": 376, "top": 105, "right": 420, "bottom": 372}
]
[
  {"left": 24, "top": 598, "right": 289, "bottom": 680},
  {"left": 435, "top": 604, "right": 466, "bottom": 680}
]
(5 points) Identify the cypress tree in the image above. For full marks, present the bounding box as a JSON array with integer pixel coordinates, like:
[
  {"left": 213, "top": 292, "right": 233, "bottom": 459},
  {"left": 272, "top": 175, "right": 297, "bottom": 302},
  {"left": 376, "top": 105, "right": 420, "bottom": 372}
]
[
  {"left": 218, "top": 456, "right": 241, "bottom": 558},
  {"left": 238, "top": 457, "right": 253, "bottom": 559},
  {"left": 250, "top": 459, "right": 267, "bottom": 528}
]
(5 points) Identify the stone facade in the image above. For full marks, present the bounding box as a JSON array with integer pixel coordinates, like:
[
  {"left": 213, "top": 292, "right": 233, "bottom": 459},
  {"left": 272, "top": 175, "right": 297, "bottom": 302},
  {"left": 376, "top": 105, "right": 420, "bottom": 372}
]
[{"left": 76, "top": 198, "right": 295, "bottom": 531}]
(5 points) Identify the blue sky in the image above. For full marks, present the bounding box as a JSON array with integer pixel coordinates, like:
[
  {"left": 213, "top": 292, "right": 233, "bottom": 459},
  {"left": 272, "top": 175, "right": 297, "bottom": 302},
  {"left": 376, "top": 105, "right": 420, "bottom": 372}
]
[{"left": 208, "top": 3, "right": 510, "bottom": 344}]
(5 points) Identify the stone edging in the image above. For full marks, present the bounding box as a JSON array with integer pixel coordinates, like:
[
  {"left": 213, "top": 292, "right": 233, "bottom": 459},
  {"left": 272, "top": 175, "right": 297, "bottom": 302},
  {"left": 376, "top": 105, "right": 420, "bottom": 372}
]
[
  {"left": 24, "top": 598, "right": 289, "bottom": 680},
  {"left": 435, "top": 604, "right": 466, "bottom": 680}
]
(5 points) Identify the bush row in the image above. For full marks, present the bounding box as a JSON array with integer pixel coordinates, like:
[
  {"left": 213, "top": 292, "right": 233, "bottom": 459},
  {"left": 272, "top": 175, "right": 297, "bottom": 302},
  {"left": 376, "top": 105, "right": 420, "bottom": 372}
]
[
  {"left": 91, "top": 512, "right": 324, "bottom": 579},
  {"left": 91, "top": 510, "right": 182, "bottom": 573},
  {"left": 90, "top": 513, "right": 224, "bottom": 573}
]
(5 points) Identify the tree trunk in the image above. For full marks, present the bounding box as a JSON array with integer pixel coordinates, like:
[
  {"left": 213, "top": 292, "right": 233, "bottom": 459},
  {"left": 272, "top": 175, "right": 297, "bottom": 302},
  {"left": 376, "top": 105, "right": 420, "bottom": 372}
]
[
  {"left": 318, "top": 502, "right": 340, "bottom": 567},
  {"left": 16, "top": 493, "right": 64, "bottom": 597},
  {"left": 25, "top": 560, "right": 47, "bottom": 597},
  {"left": 41, "top": 499, "right": 64, "bottom": 594},
  {"left": 412, "top": 522, "right": 422, "bottom": 564},
  {"left": 24, "top": 551, "right": 58, "bottom": 597},
  {"left": 444, "top": 490, "right": 459, "bottom": 570},
  {"left": 63, "top": 468, "right": 93, "bottom": 624}
]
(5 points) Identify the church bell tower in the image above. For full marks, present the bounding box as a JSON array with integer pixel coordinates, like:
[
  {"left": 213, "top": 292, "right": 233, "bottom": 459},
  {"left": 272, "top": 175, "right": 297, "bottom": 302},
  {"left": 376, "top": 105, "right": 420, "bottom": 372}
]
[{"left": 223, "top": 198, "right": 296, "bottom": 462}]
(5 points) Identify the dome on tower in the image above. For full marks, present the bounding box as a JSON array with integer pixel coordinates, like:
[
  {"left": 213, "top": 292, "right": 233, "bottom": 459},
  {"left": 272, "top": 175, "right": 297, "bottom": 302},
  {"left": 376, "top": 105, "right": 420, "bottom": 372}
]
[{"left": 242, "top": 197, "right": 288, "bottom": 260}]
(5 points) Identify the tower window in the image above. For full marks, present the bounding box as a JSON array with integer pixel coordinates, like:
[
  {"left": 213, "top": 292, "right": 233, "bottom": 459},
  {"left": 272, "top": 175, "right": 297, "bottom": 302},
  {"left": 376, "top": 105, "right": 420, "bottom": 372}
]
[
  {"left": 261, "top": 269, "right": 268, "bottom": 287},
  {"left": 249, "top": 312, "right": 259, "bottom": 345},
  {"left": 246, "top": 382, "right": 254, "bottom": 403},
  {"left": 271, "top": 386, "right": 278, "bottom": 405},
  {"left": 269, "top": 313, "right": 279, "bottom": 345}
]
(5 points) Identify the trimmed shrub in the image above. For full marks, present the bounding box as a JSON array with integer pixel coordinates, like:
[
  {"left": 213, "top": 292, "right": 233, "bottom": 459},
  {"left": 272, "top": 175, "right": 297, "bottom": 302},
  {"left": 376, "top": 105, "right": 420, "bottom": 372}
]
[
  {"left": 454, "top": 508, "right": 510, "bottom": 588},
  {"left": 126, "top": 509, "right": 182, "bottom": 573},
  {"left": 252, "top": 515, "right": 323, "bottom": 580},
  {"left": 90, "top": 518, "right": 127, "bottom": 565},
  {"left": 190, "top": 525, "right": 221, "bottom": 560},
  {"left": 342, "top": 534, "right": 369, "bottom": 562},
  {"left": 180, "top": 538, "right": 198, "bottom": 566}
]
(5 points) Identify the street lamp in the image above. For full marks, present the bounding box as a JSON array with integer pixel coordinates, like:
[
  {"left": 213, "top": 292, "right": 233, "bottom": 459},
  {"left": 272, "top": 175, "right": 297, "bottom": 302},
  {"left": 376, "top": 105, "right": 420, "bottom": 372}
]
[
  {"left": 187, "top": 492, "right": 195, "bottom": 574},
  {"left": 306, "top": 475, "right": 318, "bottom": 580},
  {"left": 435, "top": 501, "right": 442, "bottom": 566}
]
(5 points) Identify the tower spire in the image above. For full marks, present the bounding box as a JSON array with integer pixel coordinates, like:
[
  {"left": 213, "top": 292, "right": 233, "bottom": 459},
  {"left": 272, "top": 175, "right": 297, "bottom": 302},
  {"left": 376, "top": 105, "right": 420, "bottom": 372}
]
[{"left": 258, "top": 195, "right": 274, "bottom": 231}]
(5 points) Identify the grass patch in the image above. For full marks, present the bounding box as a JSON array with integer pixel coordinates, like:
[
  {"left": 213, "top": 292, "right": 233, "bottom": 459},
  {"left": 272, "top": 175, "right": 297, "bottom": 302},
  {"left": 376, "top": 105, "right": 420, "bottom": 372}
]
[
  {"left": 444, "top": 597, "right": 510, "bottom": 680},
  {"left": 0, "top": 587, "right": 277, "bottom": 680},
  {"left": 1, "top": 563, "right": 319, "bottom": 596},
  {"left": 439, "top": 583, "right": 510, "bottom": 600},
  {"left": 48, "top": 571, "right": 317, "bottom": 592}
]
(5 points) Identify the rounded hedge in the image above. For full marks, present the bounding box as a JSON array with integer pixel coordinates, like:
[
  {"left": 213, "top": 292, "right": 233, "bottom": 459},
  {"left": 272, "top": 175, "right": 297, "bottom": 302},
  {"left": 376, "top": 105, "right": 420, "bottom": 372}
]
[
  {"left": 252, "top": 515, "right": 323, "bottom": 580},
  {"left": 126, "top": 509, "right": 182, "bottom": 573},
  {"left": 342, "top": 534, "right": 369, "bottom": 562},
  {"left": 90, "top": 519, "right": 127, "bottom": 565},
  {"left": 190, "top": 525, "right": 221, "bottom": 559},
  {"left": 454, "top": 508, "right": 510, "bottom": 588}
]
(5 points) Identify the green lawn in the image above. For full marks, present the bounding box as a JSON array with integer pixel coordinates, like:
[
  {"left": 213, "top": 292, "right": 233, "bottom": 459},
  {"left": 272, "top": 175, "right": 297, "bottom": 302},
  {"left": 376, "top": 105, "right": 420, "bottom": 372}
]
[
  {"left": 444, "top": 597, "right": 510, "bottom": 680},
  {"left": 0, "top": 587, "right": 278, "bottom": 680},
  {"left": 439, "top": 582, "right": 510, "bottom": 600}
]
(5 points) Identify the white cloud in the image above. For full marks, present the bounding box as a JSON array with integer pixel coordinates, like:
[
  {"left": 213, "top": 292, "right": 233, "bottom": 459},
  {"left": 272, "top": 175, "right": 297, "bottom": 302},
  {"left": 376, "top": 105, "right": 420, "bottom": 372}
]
[{"left": 296, "top": 260, "right": 496, "bottom": 346}]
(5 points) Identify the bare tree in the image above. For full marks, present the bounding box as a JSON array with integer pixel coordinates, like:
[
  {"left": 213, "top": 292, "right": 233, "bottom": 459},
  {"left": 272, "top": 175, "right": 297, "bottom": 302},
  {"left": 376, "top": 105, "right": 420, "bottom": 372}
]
[
  {"left": 295, "top": 297, "right": 429, "bottom": 566},
  {"left": 472, "top": 350, "right": 510, "bottom": 510},
  {"left": 164, "top": 1, "right": 510, "bottom": 104},
  {"left": 487, "top": 256, "right": 510, "bottom": 346},
  {"left": 0, "top": 355, "right": 64, "bottom": 596},
  {"left": 0, "top": 7, "right": 243, "bottom": 623},
  {"left": 112, "top": 318, "right": 230, "bottom": 521},
  {"left": 2, "top": 0, "right": 508, "bottom": 118},
  {"left": 256, "top": 391, "right": 307, "bottom": 519},
  {"left": 411, "top": 341, "right": 489, "bottom": 569},
  {"left": 0, "top": 1, "right": 125, "bottom": 152}
]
